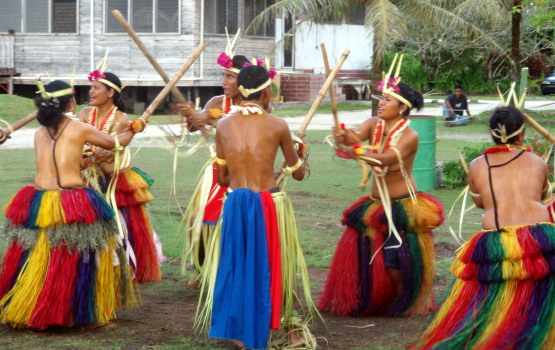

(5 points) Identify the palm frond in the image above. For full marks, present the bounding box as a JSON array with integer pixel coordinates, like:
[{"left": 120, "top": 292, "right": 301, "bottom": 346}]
[
  {"left": 366, "top": 0, "right": 405, "bottom": 65},
  {"left": 403, "top": 0, "right": 515, "bottom": 67},
  {"left": 246, "top": 0, "right": 362, "bottom": 35}
]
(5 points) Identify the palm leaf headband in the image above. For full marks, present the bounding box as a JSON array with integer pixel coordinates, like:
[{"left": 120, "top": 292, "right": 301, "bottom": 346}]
[
  {"left": 377, "top": 54, "right": 412, "bottom": 109},
  {"left": 492, "top": 82, "right": 527, "bottom": 143},
  {"left": 217, "top": 28, "right": 241, "bottom": 73},
  {"left": 35, "top": 75, "right": 74, "bottom": 100},
  {"left": 237, "top": 57, "right": 277, "bottom": 98},
  {"left": 88, "top": 49, "right": 124, "bottom": 93}
]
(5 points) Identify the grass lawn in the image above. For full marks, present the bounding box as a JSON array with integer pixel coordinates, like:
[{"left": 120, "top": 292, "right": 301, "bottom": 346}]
[{"left": 0, "top": 93, "right": 550, "bottom": 348}]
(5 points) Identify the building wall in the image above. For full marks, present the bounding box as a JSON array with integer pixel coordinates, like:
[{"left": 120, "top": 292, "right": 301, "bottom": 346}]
[
  {"left": 3, "top": 1, "right": 373, "bottom": 105},
  {"left": 8, "top": 0, "right": 276, "bottom": 88},
  {"left": 276, "top": 21, "right": 372, "bottom": 103}
]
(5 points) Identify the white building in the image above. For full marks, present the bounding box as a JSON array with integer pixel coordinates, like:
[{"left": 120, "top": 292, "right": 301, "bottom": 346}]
[{"left": 0, "top": 0, "right": 372, "bottom": 110}]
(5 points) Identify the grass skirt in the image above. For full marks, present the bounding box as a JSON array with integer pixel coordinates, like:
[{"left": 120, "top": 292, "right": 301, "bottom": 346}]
[
  {"left": 417, "top": 222, "right": 555, "bottom": 350},
  {"left": 197, "top": 190, "right": 317, "bottom": 350},
  {"left": 319, "top": 192, "right": 444, "bottom": 317},
  {"left": 181, "top": 162, "right": 226, "bottom": 275},
  {"left": 0, "top": 186, "right": 138, "bottom": 329},
  {"left": 114, "top": 167, "right": 161, "bottom": 283}
]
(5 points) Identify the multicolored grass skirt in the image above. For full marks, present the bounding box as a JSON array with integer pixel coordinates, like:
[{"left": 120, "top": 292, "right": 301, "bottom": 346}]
[
  {"left": 0, "top": 186, "right": 138, "bottom": 330},
  {"left": 319, "top": 192, "right": 444, "bottom": 317},
  {"left": 114, "top": 167, "right": 161, "bottom": 283},
  {"left": 417, "top": 222, "right": 555, "bottom": 350},
  {"left": 199, "top": 189, "right": 317, "bottom": 350}
]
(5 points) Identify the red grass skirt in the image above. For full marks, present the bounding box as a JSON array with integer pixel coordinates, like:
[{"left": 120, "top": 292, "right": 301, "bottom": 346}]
[
  {"left": 114, "top": 168, "right": 161, "bottom": 283},
  {"left": 318, "top": 192, "right": 444, "bottom": 317}
]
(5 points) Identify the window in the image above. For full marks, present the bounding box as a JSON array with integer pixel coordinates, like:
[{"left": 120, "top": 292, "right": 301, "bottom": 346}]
[
  {"left": 282, "top": 13, "right": 293, "bottom": 68},
  {"left": 244, "top": 0, "right": 275, "bottom": 37},
  {"left": 0, "top": 0, "right": 77, "bottom": 34},
  {"left": 204, "top": 0, "right": 238, "bottom": 35},
  {"left": 106, "top": 0, "right": 179, "bottom": 33},
  {"left": 204, "top": 0, "right": 275, "bottom": 37}
]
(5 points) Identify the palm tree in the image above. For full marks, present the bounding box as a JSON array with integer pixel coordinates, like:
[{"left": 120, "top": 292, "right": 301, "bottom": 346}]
[{"left": 249, "top": 0, "right": 514, "bottom": 114}]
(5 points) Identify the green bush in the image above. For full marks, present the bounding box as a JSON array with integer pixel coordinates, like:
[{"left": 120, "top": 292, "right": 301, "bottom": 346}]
[
  {"left": 442, "top": 143, "right": 490, "bottom": 189},
  {"left": 384, "top": 52, "right": 429, "bottom": 92}
]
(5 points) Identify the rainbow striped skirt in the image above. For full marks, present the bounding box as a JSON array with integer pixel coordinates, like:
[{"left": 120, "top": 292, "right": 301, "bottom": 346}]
[
  {"left": 0, "top": 185, "right": 138, "bottom": 329},
  {"left": 417, "top": 222, "right": 555, "bottom": 349}
]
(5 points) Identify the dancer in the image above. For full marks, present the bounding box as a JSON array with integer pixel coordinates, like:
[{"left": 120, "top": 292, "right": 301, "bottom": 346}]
[
  {"left": 417, "top": 105, "right": 555, "bottom": 349},
  {"left": 197, "top": 64, "right": 317, "bottom": 350},
  {"left": 177, "top": 46, "right": 253, "bottom": 287},
  {"left": 319, "top": 55, "right": 444, "bottom": 317},
  {"left": 79, "top": 67, "right": 162, "bottom": 283},
  {"left": 0, "top": 79, "right": 144, "bottom": 329}
]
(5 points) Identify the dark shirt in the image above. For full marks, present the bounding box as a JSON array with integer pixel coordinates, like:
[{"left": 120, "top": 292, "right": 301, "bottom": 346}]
[{"left": 446, "top": 94, "right": 468, "bottom": 114}]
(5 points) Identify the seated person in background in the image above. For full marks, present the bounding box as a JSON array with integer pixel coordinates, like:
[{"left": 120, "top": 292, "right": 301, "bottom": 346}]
[{"left": 443, "top": 85, "right": 472, "bottom": 127}]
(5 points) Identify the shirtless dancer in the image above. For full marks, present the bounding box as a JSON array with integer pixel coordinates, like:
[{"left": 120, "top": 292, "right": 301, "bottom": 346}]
[
  {"left": 177, "top": 54, "right": 251, "bottom": 287},
  {"left": 319, "top": 69, "right": 444, "bottom": 317},
  {"left": 0, "top": 79, "right": 144, "bottom": 329},
  {"left": 79, "top": 71, "right": 162, "bottom": 283},
  {"left": 418, "top": 106, "right": 555, "bottom": 349},
  {"left": 198, "top": 65, "right": 317, "bottom": 350}
]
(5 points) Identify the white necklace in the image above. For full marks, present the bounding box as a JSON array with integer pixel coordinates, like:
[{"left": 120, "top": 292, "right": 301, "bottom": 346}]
[{"left": 230, "top": 103, "right": 265, "bottom": 116}]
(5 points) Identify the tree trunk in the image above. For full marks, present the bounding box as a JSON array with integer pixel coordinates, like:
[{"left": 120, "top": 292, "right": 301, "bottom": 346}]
[
  {"left": 371, "top": 37, "right": 383, "bottom": 118},
  {"left": 511, "top": 0, "right": 522, "bottom": 80}
]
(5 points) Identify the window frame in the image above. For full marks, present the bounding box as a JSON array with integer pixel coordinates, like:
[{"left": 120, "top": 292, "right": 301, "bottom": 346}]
[
  {"left": 13, "top": 0, "right": 79, "bottom": 35},
  {"left": 103, "top": 0, "right": 181, "bottom": 35},
  {"left": 203, "top": 0, "right": 275, "bottom": 38},
  {"left": 242, "top": 0, "right": 275, "bottom": 38}
]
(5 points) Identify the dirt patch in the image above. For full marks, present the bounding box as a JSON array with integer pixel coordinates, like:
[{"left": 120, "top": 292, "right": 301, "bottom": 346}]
[
  {"left": 0, "top": 260, "right": 449, "bottom": 350},
  {"left": 434, "top": 242, "right": 458, "bottom": 260}
]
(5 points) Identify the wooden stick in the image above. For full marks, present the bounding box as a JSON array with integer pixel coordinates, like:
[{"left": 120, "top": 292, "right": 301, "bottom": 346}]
[
  {"left": 523, "top": 112, "right": 555, "bottom": 144},
  {"left": 0, "top": 111, "right": 38, "bottom": 140},
  {"left": 320, "top": 43, "right": 339, "bottom": 129},
  {"left": 276, "top": 48, "right": 349, "bottom": 180},
  {"left": 112, "top": 9, "right": 186, "bottom": 103},
  {"left": 296, "top": 49, "right": 350, "bottom": 137},
  {"left": 140, "top": 43, "right": 206, "bottom": 122}
]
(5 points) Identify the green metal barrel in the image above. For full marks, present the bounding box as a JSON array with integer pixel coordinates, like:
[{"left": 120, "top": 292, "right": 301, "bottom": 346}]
[{"left": 408, "top": 115, "right": 437, "bottom": 192}]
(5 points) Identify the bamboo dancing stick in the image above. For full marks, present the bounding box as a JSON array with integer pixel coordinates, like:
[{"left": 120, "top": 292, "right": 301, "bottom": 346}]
[
  {"left": 522, "top": 113, "right": 555, "bottom": 144},
  {"left": 0, "top": 111, "right": 38, "bottom": 141},
  {"left": 276, "top": 48, "right": 349, "bottom": 180},
  {"left": 320, "top": 43, "right": 340, "bottom": 129},
  {"left": 140, "top": 43, "right": 206, "bottom": 122},
  {"left": 111, "top": 9, "right": 187, "bottom": 103},
  {"left": 296, "top": 48, "right": 350, "bottom": 138}
]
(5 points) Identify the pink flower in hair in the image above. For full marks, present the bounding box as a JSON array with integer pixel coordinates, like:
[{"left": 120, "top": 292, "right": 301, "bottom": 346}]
[
  {"left": 268, "top": 69, "right": 277, "bottom": 80},
  {"left": 256, "top": 59, "right": 264, "bottom": 67},
  {"left": 217, "top": 52, "right": 233, "bottom": 69},
  {"left": 88, "top": 69, "right": 106, "bottom": 82},
  {"left": 243, "top": 62, "right": 251, "bottom": 67},
  {"left": 377, "top": 77, "right": 400, "bottom": 92}
]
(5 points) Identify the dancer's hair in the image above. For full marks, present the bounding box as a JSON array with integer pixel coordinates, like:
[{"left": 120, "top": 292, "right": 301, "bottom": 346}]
[
  {"left": 35, "top": 80, "right": 74, "bottom": 133},
  {"left": 101, "top": 72, "right": 126, "bottom": 112},
  {"left": 490, "top": 106, "right": 524, "bottom": 145},
  {"left": 396, "top": 82, "right": 424, "bottom": 115}
]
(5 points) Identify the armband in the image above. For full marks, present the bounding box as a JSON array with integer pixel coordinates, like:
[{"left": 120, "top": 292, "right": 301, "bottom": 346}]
[
  {"left": 353, "top": 144, "right": 365, "bottom": 155},
  {"left": 215, "top": 157, "right": 227, "bottom": 165},
  {"left": 283, "top": 159, "right": 302, "bottom": 175},
  {"left": 469, "top": 190, "right": 480, "bottom": 198},
  {"left": 82, "top": 147, "right": 94, "bottom": 159},
  {"left": 129, "top": 119, "right": 147, "bottom": 133},
  {"left": 209, "top": 108, "right": 224, "bottom": 119}
]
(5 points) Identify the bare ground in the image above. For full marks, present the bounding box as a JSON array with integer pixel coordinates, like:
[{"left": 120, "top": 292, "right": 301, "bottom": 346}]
[{"left": 0, "top": 241, "right": 459, "bottom": 350}]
